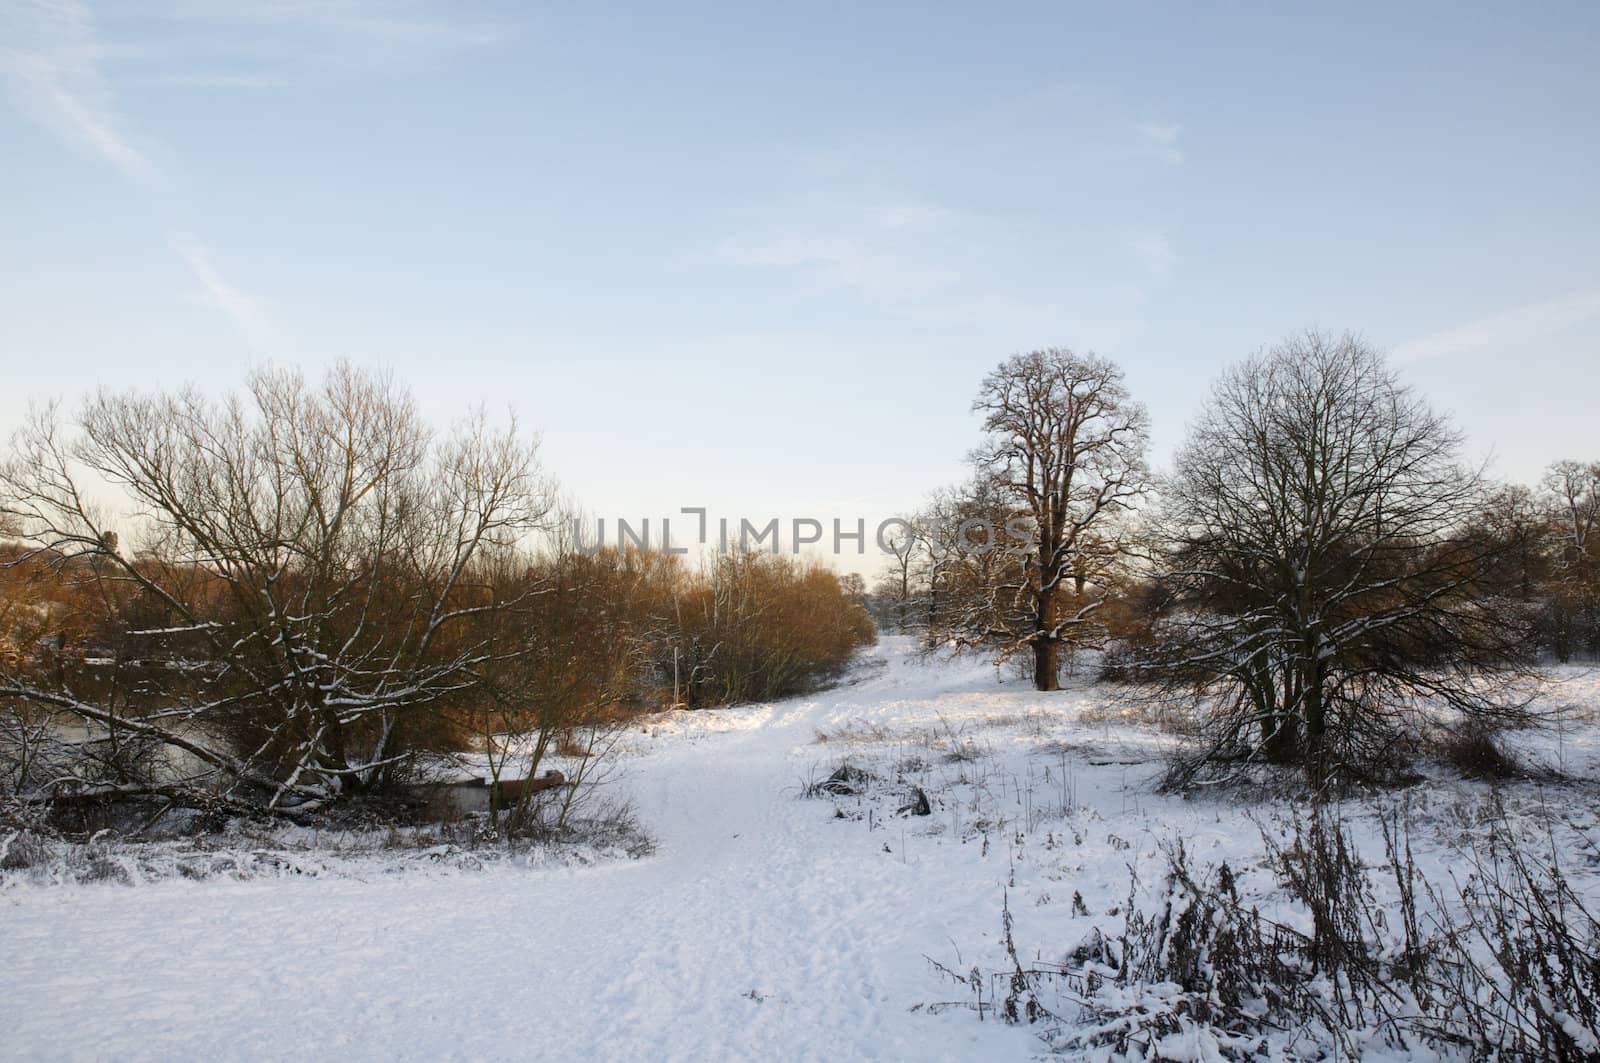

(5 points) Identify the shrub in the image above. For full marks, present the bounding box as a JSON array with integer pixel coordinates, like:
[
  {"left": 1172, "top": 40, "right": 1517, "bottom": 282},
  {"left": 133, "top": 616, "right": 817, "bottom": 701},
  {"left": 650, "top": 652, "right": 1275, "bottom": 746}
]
[{"left": 935, "top": 800, "right": 1600, "bottom": 1060}]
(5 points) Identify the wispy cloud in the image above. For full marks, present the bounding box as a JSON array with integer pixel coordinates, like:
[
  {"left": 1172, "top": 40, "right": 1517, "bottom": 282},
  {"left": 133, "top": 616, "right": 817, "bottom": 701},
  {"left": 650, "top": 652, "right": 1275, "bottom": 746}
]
[
  {"left": 180, "top": 0, "right": 506, "bottom": 43},
  {"left": 126, "top": 0, "right": 512, "bottom": 84},
  {"left": 869, "top": 204, "right": 948, "bottom": 232},
  {"left": 712, "top": 219, "right": 960, "bottom": 306},
  {"left": 171, "top": 237, "right": 271, "bottom": 348},
  {"left": 706, "top": 205, "right": 1151, "bottom": 342},
  {"left": 697, "top": 82, "right": 1184, "bottom": 342},
  {"left": 135, "top": 72, "right": 289, "bottom": 91},
  {"left": 1130, "top": 230, "right": 1177, "bottom": 275},
  {"left": 1, "top": 1, "right": 269, "bottom": 342},
  {"left": 1, "top": 0, "right": 158, "bottom": 183},
  {"left": 1394, "top": 288, "right": 1600, "bottom": 363},
  {"left": 2, "top": 2, "right": 504, "bottom": 346},
  {"left": 1134, "top": 122, "right": 1183, "bottom": 165}
]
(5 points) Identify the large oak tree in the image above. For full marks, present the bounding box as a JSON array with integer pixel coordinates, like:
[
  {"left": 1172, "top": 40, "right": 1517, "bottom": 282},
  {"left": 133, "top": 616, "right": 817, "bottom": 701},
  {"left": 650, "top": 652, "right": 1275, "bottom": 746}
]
[{"left": 949, "top": 349, "right": 1148, "bottom": 691}]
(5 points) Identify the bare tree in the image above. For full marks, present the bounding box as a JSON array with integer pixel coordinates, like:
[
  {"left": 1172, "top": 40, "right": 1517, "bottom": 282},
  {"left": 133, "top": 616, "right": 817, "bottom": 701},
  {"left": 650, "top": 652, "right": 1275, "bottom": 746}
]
[
  {"left": 920, "top": 474, "right": 1012, "bottom": 642},
  {"left": 947, "top": 349, "right": 1148, "bottom": 690},
  {"left": 1540, "top": 460, "right": 1600, "bottom": 660},
  {"left": 1152, "top": 331, "right": 1535, "bottom": 784},
  {"left": 871, "top": 518, "right": 921, "bottom": 633},
  {"left": 1545, "top": 460, "right": 1600, "bottom": 565},
  {"left": 0, "top": 364, "right": 552, "bottom": 814},
  {"left": 1475, "top": 483, "right": 1552, "bottom": 606}
]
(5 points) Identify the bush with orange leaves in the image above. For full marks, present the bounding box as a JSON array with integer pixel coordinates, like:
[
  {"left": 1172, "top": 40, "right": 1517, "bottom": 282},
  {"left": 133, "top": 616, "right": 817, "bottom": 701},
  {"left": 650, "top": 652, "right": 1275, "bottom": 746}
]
[{"left": 662, "top": 551, "right": 876, "bottom": 709}]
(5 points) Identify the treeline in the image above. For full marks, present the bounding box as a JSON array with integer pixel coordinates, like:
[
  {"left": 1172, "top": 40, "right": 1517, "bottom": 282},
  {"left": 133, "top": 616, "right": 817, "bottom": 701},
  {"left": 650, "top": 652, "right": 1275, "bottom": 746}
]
[
  {"left": 873, "top": 437, "right": 1600, "bottom": 671},
  {"left": 869, "top": 333, "right": 1598, "bottom": 784},
  {"left": 0, "top": 367, "right": 872, "bottom": 822}
]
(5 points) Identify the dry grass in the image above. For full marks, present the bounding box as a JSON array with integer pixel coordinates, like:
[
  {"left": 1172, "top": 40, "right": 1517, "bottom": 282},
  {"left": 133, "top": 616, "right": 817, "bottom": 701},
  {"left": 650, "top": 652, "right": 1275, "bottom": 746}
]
[
  {"left": 813, "top": 720, "right": 895, "bottom": 745},
  {"left": 1076, "top": 695, "right": 1203, "bottom": 736}
]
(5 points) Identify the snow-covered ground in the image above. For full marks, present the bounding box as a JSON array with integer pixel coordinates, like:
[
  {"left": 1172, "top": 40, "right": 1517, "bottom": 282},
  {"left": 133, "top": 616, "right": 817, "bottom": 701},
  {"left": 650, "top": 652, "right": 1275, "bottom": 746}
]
[{"left": 4, "top": 637, "right": 1598, "bottom": 1061}]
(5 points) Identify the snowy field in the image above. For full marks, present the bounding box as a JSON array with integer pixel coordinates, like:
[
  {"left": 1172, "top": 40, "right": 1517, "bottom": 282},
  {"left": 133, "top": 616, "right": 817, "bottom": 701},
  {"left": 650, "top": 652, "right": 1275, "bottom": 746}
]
[{"left": 4, "top": 637, "right": 1599, "bottom": 1061}]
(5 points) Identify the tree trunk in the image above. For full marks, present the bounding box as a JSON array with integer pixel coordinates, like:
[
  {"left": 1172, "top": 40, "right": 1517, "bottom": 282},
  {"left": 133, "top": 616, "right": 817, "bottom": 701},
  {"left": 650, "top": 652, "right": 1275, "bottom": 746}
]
[
  {"left": 1032, "top": 639, "right": 1059, "bottom": 691},
  {"left": 1263, "top": 711, "right": 1298, "bottom": 763},
  {"left": 1302, "top": 661, "right": 1326, "bottom": 779}
]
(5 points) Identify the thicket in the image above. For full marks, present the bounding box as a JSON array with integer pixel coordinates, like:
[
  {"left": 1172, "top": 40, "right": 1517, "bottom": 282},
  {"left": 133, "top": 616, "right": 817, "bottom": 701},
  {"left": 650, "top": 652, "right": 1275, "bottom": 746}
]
[{"left": 0, "top": 366, "right": 872, "bottom": 829}]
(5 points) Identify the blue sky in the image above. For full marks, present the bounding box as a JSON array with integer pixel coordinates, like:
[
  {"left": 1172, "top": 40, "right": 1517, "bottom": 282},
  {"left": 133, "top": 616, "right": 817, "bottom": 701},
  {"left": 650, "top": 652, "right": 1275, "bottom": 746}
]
[{"left": 2, "top": 1, "right": 1597, "bottom": 572}]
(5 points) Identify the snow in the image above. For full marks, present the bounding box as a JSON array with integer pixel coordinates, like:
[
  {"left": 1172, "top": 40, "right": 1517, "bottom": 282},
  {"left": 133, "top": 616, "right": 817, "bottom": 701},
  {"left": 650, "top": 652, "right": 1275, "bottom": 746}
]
[{"left": 3, "top": 638, "right": 1598, "bottom": 1061}]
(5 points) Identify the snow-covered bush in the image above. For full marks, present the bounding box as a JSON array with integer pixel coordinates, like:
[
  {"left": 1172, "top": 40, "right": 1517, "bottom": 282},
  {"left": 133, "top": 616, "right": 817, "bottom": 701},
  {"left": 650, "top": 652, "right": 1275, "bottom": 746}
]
[{"left": 1, "top": 800, "right": 652, "bottom": 890}]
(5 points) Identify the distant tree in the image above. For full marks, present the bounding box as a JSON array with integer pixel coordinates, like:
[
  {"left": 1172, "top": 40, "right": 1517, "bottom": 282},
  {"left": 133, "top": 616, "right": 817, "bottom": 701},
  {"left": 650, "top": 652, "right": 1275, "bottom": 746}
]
[
  {"left": 1542, "top": 459, "right": 1600, "bottom": 659},
  {"left": 668, "top": 552, "right": 873, "bottom": 706},
  {"left": 872, "top": 518, "right": 921, "bottom": 632},
  {"left": 1474, "top": 483, "right": 1554, "bottom": 606},
  {"left": 921, "top": 474, "right": 1013, "bottom": 640},
  {"left": 1545, "top": 460, "right": 1600, "bottom": 563},
  {"left": 945, "top": 349, "right": 1148, "bottom": 690},
  {"left": 1152, "top": 331, "right": 1535, "bottom": 784}
]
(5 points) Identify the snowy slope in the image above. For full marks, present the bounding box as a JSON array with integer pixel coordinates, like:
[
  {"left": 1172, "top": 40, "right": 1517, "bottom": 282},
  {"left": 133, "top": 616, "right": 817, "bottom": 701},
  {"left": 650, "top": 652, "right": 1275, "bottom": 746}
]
[{"left": 3, "top": 637, "right": 1598, "bottom": 1062}]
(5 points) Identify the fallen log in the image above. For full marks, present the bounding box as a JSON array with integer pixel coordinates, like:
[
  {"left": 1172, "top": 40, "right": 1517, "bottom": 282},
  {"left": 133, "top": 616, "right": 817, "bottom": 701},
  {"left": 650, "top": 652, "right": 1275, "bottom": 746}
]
[{"left": 490, "top": 770, "right": 567, "bottom": 805}]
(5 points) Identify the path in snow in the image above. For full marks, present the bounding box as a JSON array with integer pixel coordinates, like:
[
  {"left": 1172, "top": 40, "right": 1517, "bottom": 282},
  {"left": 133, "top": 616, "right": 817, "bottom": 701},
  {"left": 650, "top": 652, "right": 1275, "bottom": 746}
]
[
  {"left": 10, "top": 640, "right": 1599, "bottom": 1061},
  {"left": 2, "top": 638, "right": 1052, "bottom": 1062}
]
